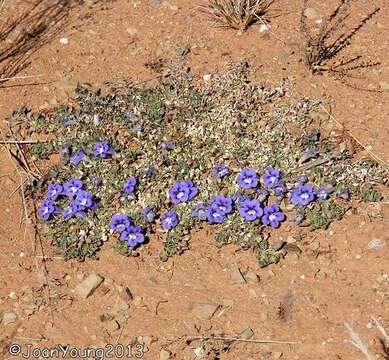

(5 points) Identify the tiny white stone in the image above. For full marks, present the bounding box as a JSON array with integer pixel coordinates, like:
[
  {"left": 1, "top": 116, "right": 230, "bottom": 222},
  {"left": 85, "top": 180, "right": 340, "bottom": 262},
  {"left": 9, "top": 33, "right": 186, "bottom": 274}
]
[
  {"left": 19, "top": 252, "right": 25, "bottom": 257},
  {"left": 203, "top": 74, "right": 212, "bottom": 82},
  {"left": 259, "top": 24, "right": 271, "bottom": 32},
  {"left": 315, "top": 19, "right": 322, "bottom": 24},
  {"left": 300, "top": 274, "right": 305, "bottom": 279},
  {"left": 59, "top": 38, "right": 68, "bottom": 44},
  {"left": 355, "top": 254, "right": 361, "bottom": 260},
  {"left": 9, "top": 291, "right": 16, "bottom": 298},
  {"left": 366, "top": 322, "right": 372, "bottom": 329}
]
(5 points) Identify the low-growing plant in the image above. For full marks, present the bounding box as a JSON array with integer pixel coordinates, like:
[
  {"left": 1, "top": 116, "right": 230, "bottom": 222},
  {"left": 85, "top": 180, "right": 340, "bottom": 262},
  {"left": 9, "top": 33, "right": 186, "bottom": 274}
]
[
  {"left": 18, "top": 61, "right": 387, "bottom": 265},
  {"left": 199, "top": 0, "right": 274, "bottom": 31}
]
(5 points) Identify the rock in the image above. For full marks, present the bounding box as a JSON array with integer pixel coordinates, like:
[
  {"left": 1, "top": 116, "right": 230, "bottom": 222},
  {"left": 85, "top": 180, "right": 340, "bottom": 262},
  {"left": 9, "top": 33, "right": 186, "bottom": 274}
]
[
  {"left": 230, "top": 268, "right": 246, "bottom": 284},
  {"left": 149, "top": 0, "right": 160, "bottom": 4},
  {"left": 54, "top": 76, "right": 78, "bottom": 90},
  {"left": 245, "top": 271, "right": 260, "bottom": 282},
  {"left": 143, "top": 335, "right": 158, "bottom": 346},
  {"left": 259, "top": 24, "right": 271, "bottom": 32},
  {"left": 112, "top": 301, "right": 129, "bottom": 313},
  {"left": 190, "top": 302, "right": 220, "bottom": 320},
  {"left": 106, "top": 320, "right": 120, "bottom": 333},
  {"left": 126, "top": 27, "right": 138, "bottom": 36},
  {"left": 3, "top": 312, "right": 17, "bottom": 325},
  {"left": 248, "top": 288, "right": 258, "bottom": 299},
  {"left": 223, "top": 299, "right": 235, "bottom": 308},
  {"left": 304, "top": 7, "right": 317, "bottom": 19},
  {"left": 59, "top": 38, "right": 68, "bottom": 44},
  {"left": 379, "top": 81, "right": 389, "bottom": 91},
  {"left": 240, "top": 327, "right": 254, "bottom": 340},
  {"left": 309, "top": 239, "right": 320, "bottom": 251},
  {"left": 74, "top": 273, "right": 104, "bottom": 298},
  {"left": 160, "top": 348, "right": 171, "bottom": 360},
  {"left": 119, "top": 287, "right": 133, "bottom": 302}
]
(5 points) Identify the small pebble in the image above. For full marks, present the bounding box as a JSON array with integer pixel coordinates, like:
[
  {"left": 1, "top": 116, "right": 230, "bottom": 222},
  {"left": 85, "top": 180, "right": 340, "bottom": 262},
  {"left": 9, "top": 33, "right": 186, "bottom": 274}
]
[{"left": 59, "top": 38, "right": 68, "bottom": 44}]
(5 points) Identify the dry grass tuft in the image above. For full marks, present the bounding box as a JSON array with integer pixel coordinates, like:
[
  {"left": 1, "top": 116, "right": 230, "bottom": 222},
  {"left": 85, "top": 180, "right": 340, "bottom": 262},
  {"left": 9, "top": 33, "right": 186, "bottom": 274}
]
[{"left": 199, "top": 0, "right": 274, "bottom": 31}]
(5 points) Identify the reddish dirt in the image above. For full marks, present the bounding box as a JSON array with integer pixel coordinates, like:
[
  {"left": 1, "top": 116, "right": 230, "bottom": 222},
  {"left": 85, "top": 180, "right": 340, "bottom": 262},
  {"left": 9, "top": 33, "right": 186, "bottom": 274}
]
[{"left": 0, "top": 0, "right": 388, "bottom": 359}]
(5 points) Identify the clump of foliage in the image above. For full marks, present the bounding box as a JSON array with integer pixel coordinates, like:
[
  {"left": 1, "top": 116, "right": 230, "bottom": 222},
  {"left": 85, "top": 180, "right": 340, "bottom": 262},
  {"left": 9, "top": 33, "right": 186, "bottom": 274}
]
[{"left": 199, "top": 0, "right": 274, "bottom": 31}]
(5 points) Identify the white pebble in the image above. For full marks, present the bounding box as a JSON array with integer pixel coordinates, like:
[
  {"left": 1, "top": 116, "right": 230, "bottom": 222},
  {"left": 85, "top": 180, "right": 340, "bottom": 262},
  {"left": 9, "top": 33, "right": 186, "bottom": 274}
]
[
  {"left": 355, "top": 254, "right": 361, "bottom": 260},
  {"left": 59, "top": 38, "right": 68, "bottom": 44},
  {"left": 315, "top": 19, "right": 322, "bottom": 24},
  {"left": 203, "top": 74, "right": 212, "bottom": 82},
  {"left": 259, "top": 24, "right": 271, "bottom": 32},
  {"left": 366, "top": 322, "right": 372, "bottom": 329},
  {"left": 19, "top": 252, "right": 25, "bottom": 257},
  {"left": 300, "top": 274, "right": 305, "bottom": 280}
]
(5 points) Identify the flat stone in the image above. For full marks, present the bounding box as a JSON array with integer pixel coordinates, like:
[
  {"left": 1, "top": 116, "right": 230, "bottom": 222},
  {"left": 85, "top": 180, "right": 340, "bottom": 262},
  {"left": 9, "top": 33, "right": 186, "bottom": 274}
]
[
  {"left": 230, "top": 268, "right": 246, "bottom": 284},
  {"left": 74, "top": 273, "right": 104, "bottom": 298},
  {"left": 240, "top": 327, "right": 254, "bottom": 340},
  {"left": 119, "top": 287, "right": 133, "bottom": 302},
  {"left": 379, "top": 81, "right": 389, "bottom": 90},
  {"left": 304, "top": 7, "right": 317, "bottom": 19},
  {"left": 160, "top": 348, "right": 171, "bottom": 360},
  {"left": 190, "top": 302, "right": 219, "bottom": 320},
  {"left": 149, "top": 0, "right": 160, "bottom": 4},
  {"left": 3, "top": 312, "right": 17, "bottom": 325},
  {"left": 245, "top": 271, "right": 260, "bottom": 282},
  {"left": 106, "top": 320, "right": 120, "bottom": 333},
  {"left": 54, "top": 76, "right": 78, "bottom": 90}
]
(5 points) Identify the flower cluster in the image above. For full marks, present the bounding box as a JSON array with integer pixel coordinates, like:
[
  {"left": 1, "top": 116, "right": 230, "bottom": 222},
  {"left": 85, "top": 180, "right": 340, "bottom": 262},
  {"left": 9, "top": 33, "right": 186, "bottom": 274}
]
[
  {"left": 110, "top": 214, "right": 145, "bottom": 247},
  {"left": 39, "top": 178, "right": 97, "bottom": 221},
  {"left": 169, "top": 180, "right": 198, "bottom": 204}
]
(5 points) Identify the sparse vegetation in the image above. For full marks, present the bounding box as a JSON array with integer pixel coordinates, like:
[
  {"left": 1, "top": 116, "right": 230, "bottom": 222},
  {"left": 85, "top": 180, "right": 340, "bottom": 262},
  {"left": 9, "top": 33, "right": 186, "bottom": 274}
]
[
  {"left": 299, "top": 0, "right": 380, "bottom": 76},
  {"left": 199, "top": 0, "right": 274, "bottom": 31}
]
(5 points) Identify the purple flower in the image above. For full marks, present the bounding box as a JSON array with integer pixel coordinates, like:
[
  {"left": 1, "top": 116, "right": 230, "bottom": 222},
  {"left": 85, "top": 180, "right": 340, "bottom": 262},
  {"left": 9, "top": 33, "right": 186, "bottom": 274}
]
[
  {"left": 93, "top": 141, "right": 116, "bottom": 158},
  {"left": 274, "top": 181, "right": 286, "bottom": 196},
  {"left": 141, "top": 207, "right": 157, "bottom": 223},
  {"left": 121, "top": 226, "right": 145, "bottom": 247},
  {"left": 317, "top": 187, "right": 333, "bottom": 200},
  {"left": 110, "top": 214, "right": 131, "bottom": 232},
  {"left": 59, "top": 144, "right": 70, "bottom": 156},
  {"left": 169, "top": 182, "right": 190, "bottom": 204},
  {"left": 184, "top": 180, "right": 198, "bottom": 200},
  {"left": 169, "top": 181, "right": 198, "bottom": 204},
  {"left": 63, "top": 178, "right": 83, "bottom": 198},
  {"left": 75, "top": 191, "right": 94, "bottom": 210},
  {"left": 70, "top": 150, "right": 86, "bottom": 165},
  {"left": 262, "top": 167, "right": 283, "bottom": 189},
  {"left": 239, "top": 199, "right": 263, "bottom": 221},
  {"left": 212, "top": 195, "right": 233, "bottom": 215},
  {"left": 46, "top": 182, "right": 63, "bottom": 201},
  {"left": 39, "top": 200, "right": 55, "bottom": 220},
  {"left": 133, "top": 124, "right": 143, "bottom": 131},
  {"left": 232, "top": 191, "right": 250, "bottom": 206},
  {"left": 161, "top": 142, "right": 174, "bottom": 150},
  {"left": 125, "top": 110, "right": 137, "bottom": 119},
  {"left": 237, "top": 168, "right": 258, "bottom": 189},
  {"left": 144, "top": 165, "right": 156, "bottom": 176},
  {"left": 61, "top": 116, "right": 77, "bottom": 126},
  {"left": 191, "top": 204, "right": 208, "bottom": 221},
  {"left": 255, "top": 189, "right": 269, "bottom": 203},
  {"left": 214, "top": 164, "right": 230, "bottom": 179},
  {"left": 262, "top": 205, "right": 285, "bottom": 228},
  {"left": 290, "top": 184, "right": 315, "bottom": 206},
  {"left": 337, "top": 188, "right": 350, "bottom": 200},
  {"left": 64, "top": 201, "right": 85, "bottom": 220},
  {"left": 161, "top": 211, "right": 178, "bottom": 230},
  {"left": 206, "top": 204, "right": 225, "bottom": 223},
  {"left": 92, "top": 177, "right": 101, "bottom": 186},
  {"left": 124, "top": 178, "right": 137, "bottom": 194}
]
